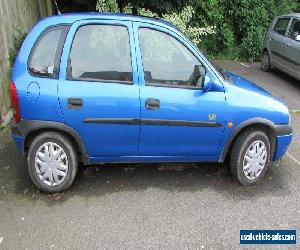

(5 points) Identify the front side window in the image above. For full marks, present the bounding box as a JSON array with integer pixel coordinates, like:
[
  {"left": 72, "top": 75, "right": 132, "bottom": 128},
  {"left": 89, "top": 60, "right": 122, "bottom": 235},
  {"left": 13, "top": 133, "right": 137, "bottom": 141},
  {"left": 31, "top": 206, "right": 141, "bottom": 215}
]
[
  {"left": 289, "top": 19, "right": 300, "bottom": 40},
  {"left": 68, "top": 24, "right": 132, "bottom": 83},
  {"left": 274, "top": 18, "right": 290, "bottom": 36},
  {"left": 29, "top": 25, "right": 69, "bottom": 78},
  {"left": 138, "top": 28, "right": 204, "bottom": 88}
]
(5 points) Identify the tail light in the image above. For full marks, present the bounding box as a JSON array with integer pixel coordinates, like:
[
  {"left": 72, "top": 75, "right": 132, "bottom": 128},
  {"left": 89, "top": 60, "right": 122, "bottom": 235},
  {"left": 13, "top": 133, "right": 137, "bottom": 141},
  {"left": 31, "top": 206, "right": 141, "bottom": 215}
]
[{"left": 9, "top": 80, "right": 21, "bottom": 123}]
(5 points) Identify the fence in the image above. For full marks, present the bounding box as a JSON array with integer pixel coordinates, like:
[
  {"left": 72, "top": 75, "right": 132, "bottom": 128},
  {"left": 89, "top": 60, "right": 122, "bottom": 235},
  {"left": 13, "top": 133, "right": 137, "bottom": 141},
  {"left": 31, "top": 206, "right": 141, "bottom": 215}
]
[{"left": 0, "top": 0, "right": 53, "bottom": 126}]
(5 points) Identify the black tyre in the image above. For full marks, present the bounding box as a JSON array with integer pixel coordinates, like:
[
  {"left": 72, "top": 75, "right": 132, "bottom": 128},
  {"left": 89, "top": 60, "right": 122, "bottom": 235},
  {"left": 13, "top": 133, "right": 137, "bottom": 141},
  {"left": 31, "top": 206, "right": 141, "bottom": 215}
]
[
  {"left": 230, "top": 129, "right": 271, "bottom": 186},
  {"left": 261, "top": 50, "right": 271, "bottom": 72},
  {"left": 27, "top": 132, "right": 78, "bottom": 193}
]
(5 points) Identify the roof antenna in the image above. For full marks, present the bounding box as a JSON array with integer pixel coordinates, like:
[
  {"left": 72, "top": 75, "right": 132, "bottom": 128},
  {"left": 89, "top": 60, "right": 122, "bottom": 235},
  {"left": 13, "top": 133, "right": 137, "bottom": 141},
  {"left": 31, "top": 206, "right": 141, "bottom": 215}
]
[{"left": 53, "top": 0, "right": 62, "bottom": 15}]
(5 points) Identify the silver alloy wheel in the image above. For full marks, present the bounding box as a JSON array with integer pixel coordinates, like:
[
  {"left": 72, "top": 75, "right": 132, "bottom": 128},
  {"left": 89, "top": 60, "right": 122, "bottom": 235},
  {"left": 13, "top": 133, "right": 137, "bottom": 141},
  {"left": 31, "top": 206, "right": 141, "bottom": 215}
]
[
  {"left": 243, "top": 140, "right": 267, "bottom": 181},
  {"left": 35, "top": 142, "right": 69, "bottom": 187}
]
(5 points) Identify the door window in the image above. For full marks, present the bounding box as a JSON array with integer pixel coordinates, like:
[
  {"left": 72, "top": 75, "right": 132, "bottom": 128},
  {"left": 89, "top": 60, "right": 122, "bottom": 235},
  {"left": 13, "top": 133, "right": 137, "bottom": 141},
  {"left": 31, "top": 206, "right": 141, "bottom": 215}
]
[
  {"left": 289, "top": 19, "right": 300, "bottom": 40},
  {"left": 273, "top": 18, "right": 290, "bottom": 36},
  {"left": 68, "top": 24, "right": 133, "bottom": 83},
  {"left": 138, "top": 28, "right": 204, "bottom": 88},
  {"left": 28, "top": 25, "right": 69, "bottom": 78}
]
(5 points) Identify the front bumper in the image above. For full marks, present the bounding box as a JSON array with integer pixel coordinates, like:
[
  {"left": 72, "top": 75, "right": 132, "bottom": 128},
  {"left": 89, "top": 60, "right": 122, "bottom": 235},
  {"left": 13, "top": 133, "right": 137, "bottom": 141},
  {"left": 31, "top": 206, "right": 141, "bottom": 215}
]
[{"left": 273, "top": 124, "right": 293, "bottom": 161}]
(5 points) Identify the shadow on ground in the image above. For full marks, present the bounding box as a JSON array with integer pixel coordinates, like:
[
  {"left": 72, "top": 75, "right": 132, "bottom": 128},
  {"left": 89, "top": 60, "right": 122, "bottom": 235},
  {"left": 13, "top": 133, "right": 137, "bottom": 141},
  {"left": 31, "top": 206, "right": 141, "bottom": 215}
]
[{"left": 0, "top": 129, "right": 292, "bottom": 206}]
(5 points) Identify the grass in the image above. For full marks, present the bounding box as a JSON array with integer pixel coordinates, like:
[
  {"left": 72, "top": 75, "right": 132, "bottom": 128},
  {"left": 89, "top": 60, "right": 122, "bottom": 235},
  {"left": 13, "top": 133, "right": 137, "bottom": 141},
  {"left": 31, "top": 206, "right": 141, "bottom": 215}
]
[
  {"left": 0, "top": 125, "right": 5, "bottom": 135},
  {"left": 290, "top": 110, "right": 300, "bottom": 115},
  {"left": 0, "top": 123, "right": 10, "bottom": 136}
]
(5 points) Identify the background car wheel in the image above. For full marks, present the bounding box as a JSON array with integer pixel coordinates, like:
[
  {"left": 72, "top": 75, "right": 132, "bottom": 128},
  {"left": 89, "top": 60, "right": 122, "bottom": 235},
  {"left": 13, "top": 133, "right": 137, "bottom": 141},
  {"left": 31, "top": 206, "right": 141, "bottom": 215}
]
[
  {"left": 27, "top": 132, "right": 78, "bottom": 193},
  {"left": 230, "top": 129, "right": 271, "bottom": 186},
  {"left": 261, "top": 51, "right": 271, "bottom": 72}
]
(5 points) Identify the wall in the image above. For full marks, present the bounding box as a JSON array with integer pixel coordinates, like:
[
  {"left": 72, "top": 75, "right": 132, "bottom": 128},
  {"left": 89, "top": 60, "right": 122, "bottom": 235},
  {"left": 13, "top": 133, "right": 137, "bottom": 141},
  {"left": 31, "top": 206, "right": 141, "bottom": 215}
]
[{"left": 0, "top": 0, "right": 53, "bottom": 126}]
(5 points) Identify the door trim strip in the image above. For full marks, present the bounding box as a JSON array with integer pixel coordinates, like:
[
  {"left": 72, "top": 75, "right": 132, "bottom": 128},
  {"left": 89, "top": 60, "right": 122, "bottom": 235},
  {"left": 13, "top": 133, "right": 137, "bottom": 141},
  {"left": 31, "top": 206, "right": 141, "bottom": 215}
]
[
  {"left": 271, "top": 50, "right": 300, "bottom": 66},
  {"left": 83, "top": 118, "right": 222, "bottom": 127}
]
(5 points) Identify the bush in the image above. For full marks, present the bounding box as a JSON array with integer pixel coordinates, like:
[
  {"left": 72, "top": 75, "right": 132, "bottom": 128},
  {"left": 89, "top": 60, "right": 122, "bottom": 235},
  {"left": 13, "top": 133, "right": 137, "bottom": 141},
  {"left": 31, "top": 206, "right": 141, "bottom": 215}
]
[
  {"left": 97, "top": 1, "right": 215, "bottom": 46},
  {"left": 95, "top": 0, "right": 299, "bottom": 61}
]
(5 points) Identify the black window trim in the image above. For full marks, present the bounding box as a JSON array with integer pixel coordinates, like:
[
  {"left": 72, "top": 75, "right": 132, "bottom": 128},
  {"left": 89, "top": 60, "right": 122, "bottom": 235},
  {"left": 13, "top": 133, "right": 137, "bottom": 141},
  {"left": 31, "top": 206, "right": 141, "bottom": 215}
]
[
  {"left": 273, "top": 17, "right": 291, "bottom": 37},
  {"left": 288, "top": 17, "right": 300, "bottom": 40},
  {"left": 138, "top": 26, "right": 205, "bottom": 90},
  {"left": 27, "top": 24, "right": 71, "bottom": 79},
  {"left": 66, "top": 23, "right": 134, "bottom": 85}
]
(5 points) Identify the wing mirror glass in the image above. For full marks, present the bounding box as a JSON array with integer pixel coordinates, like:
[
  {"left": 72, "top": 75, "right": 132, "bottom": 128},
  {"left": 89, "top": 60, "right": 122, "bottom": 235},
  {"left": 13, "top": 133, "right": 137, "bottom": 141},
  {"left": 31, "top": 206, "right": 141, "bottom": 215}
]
[
  {"left": 295, "top": 34, "right": 300, "bottom": 42},
  {"left": 189, "top": 65, "right": 206, "bottom": 88},
  {"left": 189, "top": 65, "right": 213, "bottom": 91}
]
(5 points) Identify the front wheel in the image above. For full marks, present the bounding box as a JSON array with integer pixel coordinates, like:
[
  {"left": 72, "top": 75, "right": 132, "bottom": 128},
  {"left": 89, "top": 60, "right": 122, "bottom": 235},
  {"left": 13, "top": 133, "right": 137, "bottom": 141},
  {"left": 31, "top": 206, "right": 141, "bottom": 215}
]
[
  {"left": 27, "top": 132, "right": 78, "bottom": 193},
  {"left": 230, "top": 129, "right": 271, "bottom": 186}
]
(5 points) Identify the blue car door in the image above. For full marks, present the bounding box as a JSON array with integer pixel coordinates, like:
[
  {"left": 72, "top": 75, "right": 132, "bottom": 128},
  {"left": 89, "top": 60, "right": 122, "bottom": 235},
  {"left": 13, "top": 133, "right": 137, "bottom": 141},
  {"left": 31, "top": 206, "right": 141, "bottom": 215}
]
[
  {"left": 58, "top": 20, "right": 140, "bottom": 160},
  {"left": 134, "top": 23, "right": 226, "bottom": 160}
]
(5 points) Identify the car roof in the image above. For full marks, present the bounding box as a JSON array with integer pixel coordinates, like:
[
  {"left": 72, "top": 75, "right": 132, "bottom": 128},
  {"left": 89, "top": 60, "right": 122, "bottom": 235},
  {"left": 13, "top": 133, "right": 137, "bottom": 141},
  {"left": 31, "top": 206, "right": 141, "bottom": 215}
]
[
  {"left": 279, "top": 13, "right": 300, "bottom": 18},
  {"left": 39, "top": 12, "right": 178, "bottom": 30}
]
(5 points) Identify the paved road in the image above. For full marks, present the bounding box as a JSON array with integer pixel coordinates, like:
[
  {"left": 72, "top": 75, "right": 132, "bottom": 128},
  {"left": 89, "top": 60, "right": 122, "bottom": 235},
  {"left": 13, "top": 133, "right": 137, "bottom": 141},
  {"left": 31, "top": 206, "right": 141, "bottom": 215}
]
[
  {"left": 219, "top": 61, "right": 300, "bottom": 110},
  {"left": 0, "top": 62, "right": 299, "bottom": 249}
]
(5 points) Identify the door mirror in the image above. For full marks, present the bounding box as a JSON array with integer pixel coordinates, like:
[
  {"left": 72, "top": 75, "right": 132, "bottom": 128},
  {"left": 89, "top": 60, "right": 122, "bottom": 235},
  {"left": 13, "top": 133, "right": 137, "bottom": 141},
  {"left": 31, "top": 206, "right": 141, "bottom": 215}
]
[
  {"left": 203, "top": 75, "right": 212, "bottom": 92},
  {"left": 295, "top": 34, "right": 300, "bottom": 42}
]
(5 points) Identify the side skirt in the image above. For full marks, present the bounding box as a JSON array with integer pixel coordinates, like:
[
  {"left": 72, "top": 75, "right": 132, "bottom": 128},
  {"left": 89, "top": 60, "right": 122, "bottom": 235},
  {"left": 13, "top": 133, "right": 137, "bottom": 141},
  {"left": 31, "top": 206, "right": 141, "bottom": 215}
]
[{"left": 88, "top": 155, "right": 219, "bottom": 164}]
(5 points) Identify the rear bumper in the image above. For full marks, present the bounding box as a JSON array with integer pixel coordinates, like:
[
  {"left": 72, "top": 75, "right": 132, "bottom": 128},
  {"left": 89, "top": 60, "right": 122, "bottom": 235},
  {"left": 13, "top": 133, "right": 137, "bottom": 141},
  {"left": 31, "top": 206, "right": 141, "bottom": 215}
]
[{"left": 11, "top": 124, "right": 25, "bottom": 154}]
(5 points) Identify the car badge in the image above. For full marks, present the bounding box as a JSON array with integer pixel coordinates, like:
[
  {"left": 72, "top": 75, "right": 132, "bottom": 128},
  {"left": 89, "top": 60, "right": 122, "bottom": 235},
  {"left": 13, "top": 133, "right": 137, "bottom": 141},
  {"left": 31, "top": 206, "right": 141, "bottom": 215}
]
[{"left": 208, "top": 114, "right": 217, "bottom": 121}]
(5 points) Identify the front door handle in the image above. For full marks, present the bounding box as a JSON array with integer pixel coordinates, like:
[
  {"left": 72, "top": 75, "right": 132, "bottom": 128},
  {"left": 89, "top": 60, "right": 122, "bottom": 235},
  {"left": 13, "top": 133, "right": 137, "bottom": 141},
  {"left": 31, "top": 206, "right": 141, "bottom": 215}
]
[
  {"left": 145, "top": 98, "right": 160, "bottom": 110},
  {"left": 68, "top": 98, "right": 83, "bottom": 109}
]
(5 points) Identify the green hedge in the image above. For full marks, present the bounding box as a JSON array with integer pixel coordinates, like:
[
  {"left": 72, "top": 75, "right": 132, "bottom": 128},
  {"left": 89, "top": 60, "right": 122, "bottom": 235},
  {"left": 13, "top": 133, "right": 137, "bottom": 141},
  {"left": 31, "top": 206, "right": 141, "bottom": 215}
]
[
  {"left": 59, "top": 0, "right": 300, "bottom": 61},
  {"left": 184, "top": 0, "right": 298, "bottom": 61}
]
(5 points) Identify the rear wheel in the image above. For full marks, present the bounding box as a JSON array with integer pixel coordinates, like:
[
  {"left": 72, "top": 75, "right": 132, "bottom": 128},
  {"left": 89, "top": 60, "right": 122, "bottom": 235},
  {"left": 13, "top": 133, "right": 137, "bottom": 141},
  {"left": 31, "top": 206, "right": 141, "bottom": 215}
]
[
  {"left": 261, "top": 50, "right": 271, "bottom": 72},
  {"left": 230, "top": 129, "right": 271, "bottom": 186},
  {"left": 27, "top": 132, "right": 78, "bottom": 193}
]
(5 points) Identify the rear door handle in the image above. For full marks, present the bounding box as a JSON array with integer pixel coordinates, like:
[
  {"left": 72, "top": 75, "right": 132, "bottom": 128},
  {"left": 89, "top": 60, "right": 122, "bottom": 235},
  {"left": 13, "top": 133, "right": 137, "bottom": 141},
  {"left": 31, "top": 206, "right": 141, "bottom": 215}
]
[
  {"left": 145, "top": 98, "right": 160, "bottom": 110},
  {"left": 68, "top": 98, "right": 83, "bottom": 109}
]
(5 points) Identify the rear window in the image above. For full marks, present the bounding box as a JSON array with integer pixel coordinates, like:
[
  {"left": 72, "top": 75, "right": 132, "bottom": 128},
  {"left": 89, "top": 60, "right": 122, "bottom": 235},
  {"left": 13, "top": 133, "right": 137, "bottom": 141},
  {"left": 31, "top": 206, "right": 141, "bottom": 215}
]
[
  {"left": 67, "top": 24, "right": 133, "bottom": 83},
  {"left": 273, "top": 18, "right": 290, "bottom": 36},
  {"left": 28, "top": 25, "right": 70, "bottom": 78}
]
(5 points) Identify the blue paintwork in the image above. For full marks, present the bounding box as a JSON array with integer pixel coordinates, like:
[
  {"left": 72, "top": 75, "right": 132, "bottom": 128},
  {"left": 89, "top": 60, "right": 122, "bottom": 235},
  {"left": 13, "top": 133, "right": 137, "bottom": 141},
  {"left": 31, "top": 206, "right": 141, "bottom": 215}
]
[
  {"left": 12, "top": 135, "right": 24, "bottom": 153},
  {"left": 11, "top": 13, "right": 292, "bottom": 163},
  {"left": 58, "top": 19, "right": 140, "bottom": 157},
  {"left": 273, "top": 134, "right": 293, "bottom": 160},
  {"left": 132, "top": 22, "right": 226, "bottom": 157}
]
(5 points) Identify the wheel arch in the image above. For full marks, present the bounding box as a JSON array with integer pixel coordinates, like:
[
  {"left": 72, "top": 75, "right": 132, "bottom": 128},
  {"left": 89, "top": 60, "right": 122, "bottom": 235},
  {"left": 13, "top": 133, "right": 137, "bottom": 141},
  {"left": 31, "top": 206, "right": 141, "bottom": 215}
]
[
  {"left": 19, "top": 120, "right": 89, "bottom": 165},
  {"left": 262, "top": 47, "right": 269, "bottom": 54},
  {"left": 261, "top": 47, "right": 272, "bottom": 63},
  {"left": 220, "top": 118, "right": 277, "bottom": 162}
]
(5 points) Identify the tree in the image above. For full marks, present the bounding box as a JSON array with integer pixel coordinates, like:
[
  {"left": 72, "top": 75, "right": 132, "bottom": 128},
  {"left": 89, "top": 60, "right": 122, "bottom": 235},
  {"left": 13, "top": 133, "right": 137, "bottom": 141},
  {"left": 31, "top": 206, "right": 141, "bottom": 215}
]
[
  {"left": 56, "top": 0, "right": 97, "bottom": 13},
  {"left": 56, "top": 0, "right": 300, "bottom": 61}
]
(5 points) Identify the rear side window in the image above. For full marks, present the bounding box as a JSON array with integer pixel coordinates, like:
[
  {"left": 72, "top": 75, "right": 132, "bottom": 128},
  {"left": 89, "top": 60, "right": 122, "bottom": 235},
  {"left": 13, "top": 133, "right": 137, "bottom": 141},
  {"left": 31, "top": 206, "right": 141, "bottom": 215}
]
[
  {"left": 67, "top": 24, "right": 132, "bottom": 83},
  {"left": 273, "top": 18, "right": 290, "bottom": 36},
  {"left": 28, "top": 25, "right": 70, "bottom": 78}
]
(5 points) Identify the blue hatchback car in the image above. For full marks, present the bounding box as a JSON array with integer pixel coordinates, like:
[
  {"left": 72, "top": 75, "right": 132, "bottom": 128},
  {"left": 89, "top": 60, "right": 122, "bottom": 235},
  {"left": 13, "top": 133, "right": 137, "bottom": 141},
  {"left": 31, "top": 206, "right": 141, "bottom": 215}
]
[{"left": 10, "top": 13, "right": 293, "bottom": 193}]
